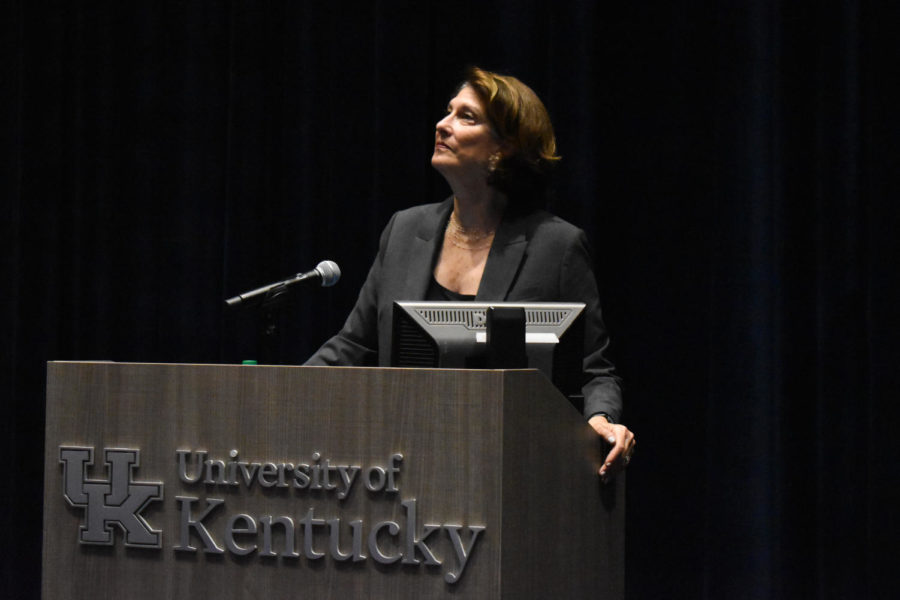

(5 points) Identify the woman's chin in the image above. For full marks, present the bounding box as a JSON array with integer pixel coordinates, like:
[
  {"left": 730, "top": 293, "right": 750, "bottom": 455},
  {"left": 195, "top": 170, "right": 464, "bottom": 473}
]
[{"left": 431, "top": 154, "right": 454, "bottom": 174}]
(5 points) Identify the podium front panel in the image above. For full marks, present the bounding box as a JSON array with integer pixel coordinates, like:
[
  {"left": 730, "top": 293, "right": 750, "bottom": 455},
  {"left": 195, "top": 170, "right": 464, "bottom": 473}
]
[{"left": 42, "top": 362, "right": 622, "bottom": 599}]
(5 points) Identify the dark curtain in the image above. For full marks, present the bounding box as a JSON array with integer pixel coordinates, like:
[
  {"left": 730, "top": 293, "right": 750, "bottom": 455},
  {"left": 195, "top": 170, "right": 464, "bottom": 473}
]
[{"left": 2, "top": 2, "right": 897, "bottom": 598}]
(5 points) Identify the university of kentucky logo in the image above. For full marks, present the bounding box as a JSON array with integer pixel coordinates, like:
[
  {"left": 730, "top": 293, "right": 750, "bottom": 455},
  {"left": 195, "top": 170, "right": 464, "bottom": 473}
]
[{"left": 59, "top": 447, "right": 163, "bottom": 548}]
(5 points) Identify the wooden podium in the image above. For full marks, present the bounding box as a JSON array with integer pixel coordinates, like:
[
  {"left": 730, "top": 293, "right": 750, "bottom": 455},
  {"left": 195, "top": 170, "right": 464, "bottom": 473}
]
[{"left": 42, "top": 362, "right": 624, "bottom": 599}]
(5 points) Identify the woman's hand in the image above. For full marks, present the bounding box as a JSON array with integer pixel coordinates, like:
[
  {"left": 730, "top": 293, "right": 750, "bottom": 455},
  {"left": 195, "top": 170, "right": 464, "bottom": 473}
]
[{"left": 588, "top": 414, "right": 636, "bottom": 484}]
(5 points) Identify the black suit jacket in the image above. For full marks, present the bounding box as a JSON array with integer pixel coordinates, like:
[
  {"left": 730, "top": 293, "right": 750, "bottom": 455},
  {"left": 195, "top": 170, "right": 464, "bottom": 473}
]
[{"left": 306, "top": 199, "right": 623, "bottom": 421}]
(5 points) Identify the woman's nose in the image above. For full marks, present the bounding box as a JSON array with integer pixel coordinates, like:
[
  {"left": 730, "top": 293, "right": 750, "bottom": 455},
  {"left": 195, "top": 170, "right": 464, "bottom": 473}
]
[{"left": 436, "top": 114, "right": 452, "bottom": 135}]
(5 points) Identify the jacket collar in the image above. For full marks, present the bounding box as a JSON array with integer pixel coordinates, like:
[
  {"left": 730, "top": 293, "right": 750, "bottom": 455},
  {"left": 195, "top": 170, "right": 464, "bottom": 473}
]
[
  {"left": 407, "top": 197, "right": 531, "bottom": 301},
  {"left": 403, "top": 199, "right": 453, "bottom": 300},
  {"left": 475, "top": 208, "right": 529, "bottom": 300}
]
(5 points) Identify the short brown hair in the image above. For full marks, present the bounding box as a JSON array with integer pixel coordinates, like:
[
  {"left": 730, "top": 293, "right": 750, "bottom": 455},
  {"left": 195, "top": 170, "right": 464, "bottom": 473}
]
[{"left": 463, "top": 67, "right": 560, "bottom": 211}]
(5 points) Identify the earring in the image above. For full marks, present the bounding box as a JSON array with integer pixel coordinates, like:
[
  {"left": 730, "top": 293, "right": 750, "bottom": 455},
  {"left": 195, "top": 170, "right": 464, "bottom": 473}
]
[{"left": 487, "top": 152, "right": 502, "bottom": 173}]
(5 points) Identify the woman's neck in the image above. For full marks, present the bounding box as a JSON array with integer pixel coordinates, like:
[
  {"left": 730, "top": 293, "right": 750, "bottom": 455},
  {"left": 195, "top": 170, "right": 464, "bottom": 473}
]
[{"left": 451, "top": 187, "right": 507, "bottom": 233}]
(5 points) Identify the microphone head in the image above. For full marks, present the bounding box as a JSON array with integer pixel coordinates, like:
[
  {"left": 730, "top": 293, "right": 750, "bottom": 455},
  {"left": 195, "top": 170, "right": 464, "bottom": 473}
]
[{"left": 314, "top": 260, "right": 341, "bottom": 287}]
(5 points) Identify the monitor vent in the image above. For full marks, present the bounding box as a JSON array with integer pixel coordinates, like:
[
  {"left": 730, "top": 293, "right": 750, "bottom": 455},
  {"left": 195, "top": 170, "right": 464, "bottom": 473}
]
[
  {"left": 525, "top": 309, "right": 569, "bottom": 325},
  {"left": 415, "top": 308, "right": 484, "bottom": 329},
  {"left": 395, "top": 316, "right": 438, "bottom": 367},
  {"left": 415, "top": 306, "right": 572, "bottom": 330}
]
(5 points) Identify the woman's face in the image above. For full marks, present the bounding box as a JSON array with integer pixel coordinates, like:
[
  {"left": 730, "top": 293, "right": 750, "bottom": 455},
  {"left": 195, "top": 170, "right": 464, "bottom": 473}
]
[{"left": 431, "top": 85, "right": 503, "bottom": 182}]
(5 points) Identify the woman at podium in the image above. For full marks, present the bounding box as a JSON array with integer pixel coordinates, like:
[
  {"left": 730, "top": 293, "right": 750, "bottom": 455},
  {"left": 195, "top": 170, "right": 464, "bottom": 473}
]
[{"left": 306, "top": 67, "right": 635, "bottom": 480}]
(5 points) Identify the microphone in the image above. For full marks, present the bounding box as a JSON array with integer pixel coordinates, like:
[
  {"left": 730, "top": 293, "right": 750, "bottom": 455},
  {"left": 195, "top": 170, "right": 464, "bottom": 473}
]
[{"left": 225, "top": 260, "right": 341, "bottom": 308}]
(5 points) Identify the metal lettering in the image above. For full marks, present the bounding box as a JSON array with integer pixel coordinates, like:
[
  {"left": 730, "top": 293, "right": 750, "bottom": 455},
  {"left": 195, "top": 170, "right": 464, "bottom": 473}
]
[
  {"left": 385, "top": 453, "right": 403, "bottom": 493},
  {"left": 292, "top": 464, "right": 311, "bottom": 489},
  {"left": 276, "top": 463, "right": 294, "bottom": 488},
  {"left": 336, "top": 466, "right": 360, "bottom": 499},
  {"left": 238, "top": 461, "right": 260, "bottom": 486},
  {"left": 298, "top": 508, "right": 326, "bottom": 560},
  {"left": 204, "top": 459, "right": 227, "bottom": 484},
  {"left": 259, "top": 516, "right": 299, "bottom": 558},
  {"left": 365, "top": 467, "right": 386, "bottom": 491},
  {"left": 224, "top": 514, "right": 257, "bottom": 555},
  {"left": 175, "top": 450, "right": 366, "bottom": 499},
  {"left": 368, "top": 520, "right": 402, "bottom": 564},
  {"left": 310, "top": 453, "right": 323, "bottom": 490},
  {"left": 328, "top": 518, "right": 366, "bottom": 562},
  {"left": 174, "top": 496, "right": 225, "bottom": 553},
  {"left": 443, "top": 525, "right": 486, "bottom": 583},
  {"left": 401, "top": 499, "right": 441, "bottom": 566},
  {"left": 176, "top": 449, "right": 205, "bottom": 484},
  {"left": 60, "top": 447, "right": 163, "bottom": 548},
  {"left": 258, "top": 463, "right": 279, "bottom": 487}
]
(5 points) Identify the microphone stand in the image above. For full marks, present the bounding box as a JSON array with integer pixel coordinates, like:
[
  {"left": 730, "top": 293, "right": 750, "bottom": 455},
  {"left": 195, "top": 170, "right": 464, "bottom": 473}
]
[
  {"left": 226, "top": 261, "right": 340, "bottom": 366},
  {"left": 257, "top": 284, "right": 291, "bottom": 366}
]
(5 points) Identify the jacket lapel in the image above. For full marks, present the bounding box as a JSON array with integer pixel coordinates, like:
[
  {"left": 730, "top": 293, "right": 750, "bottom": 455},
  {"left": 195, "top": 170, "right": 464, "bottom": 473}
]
[
  {"left": 475, "top": 212, "right": 529, "bottom": 301},
  {"left": 403, "top": 199, "right": 454, "bottom": 300}
]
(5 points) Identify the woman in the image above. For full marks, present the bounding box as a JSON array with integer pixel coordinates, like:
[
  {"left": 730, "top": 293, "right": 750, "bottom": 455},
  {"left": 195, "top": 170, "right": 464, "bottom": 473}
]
[{"left": 307, "top": 67, "right": 635, "bottom": 480}]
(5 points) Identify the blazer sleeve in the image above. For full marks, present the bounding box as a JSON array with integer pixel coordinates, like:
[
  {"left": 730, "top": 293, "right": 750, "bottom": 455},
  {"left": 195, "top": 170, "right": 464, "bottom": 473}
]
[
  {"left": 559, "top": 229, "right": 624, "bottom": 422},
  {"left": 304, "top": 213, "right": 398, "bottom": 366}
]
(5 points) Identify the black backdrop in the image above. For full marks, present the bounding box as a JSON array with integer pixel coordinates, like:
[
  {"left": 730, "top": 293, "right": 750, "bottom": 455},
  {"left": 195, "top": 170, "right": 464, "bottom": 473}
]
[{"left": 3, "top": 2, "right": 898, "bottom": 598}]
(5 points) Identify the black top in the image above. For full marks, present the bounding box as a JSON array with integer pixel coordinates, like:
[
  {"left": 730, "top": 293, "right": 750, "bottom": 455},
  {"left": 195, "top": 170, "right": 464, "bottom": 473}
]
[{"left": 426, "top": 276, "right": 476, "bottom": 302}]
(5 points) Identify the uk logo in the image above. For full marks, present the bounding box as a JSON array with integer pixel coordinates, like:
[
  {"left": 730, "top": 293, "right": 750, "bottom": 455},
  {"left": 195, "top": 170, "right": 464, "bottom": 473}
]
[{"left": 59, "top": 447, "right": 164, "bottom": 548}]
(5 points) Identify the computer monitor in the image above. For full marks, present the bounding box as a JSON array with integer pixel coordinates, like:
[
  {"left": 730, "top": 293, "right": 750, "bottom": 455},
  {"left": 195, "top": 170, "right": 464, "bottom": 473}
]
[{"left": 391, "top": 301, "right": 585, "bottom": 399}]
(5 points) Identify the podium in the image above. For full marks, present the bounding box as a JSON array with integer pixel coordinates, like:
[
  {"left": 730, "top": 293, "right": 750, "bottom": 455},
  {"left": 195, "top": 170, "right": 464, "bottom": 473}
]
[{"left": 42, "top": 362, "right": 624, "bottom": 599}]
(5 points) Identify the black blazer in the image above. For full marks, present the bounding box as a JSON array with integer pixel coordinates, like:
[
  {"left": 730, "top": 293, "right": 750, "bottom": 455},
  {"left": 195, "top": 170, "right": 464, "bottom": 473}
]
[{"left": 306, "top": 198, "right": 623, "bottom": 421}]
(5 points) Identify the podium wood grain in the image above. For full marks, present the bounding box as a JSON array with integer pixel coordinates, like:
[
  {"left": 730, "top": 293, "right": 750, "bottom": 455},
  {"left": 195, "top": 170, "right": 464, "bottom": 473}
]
[{"left": 43, "top": 362, "right": 623, "bottom": 599}]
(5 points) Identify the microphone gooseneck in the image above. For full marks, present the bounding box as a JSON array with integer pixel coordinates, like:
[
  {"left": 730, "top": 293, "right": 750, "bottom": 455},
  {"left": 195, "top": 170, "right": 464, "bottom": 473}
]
[{"left": 225, "top": 260, "right": 341, "bottom": 309}]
